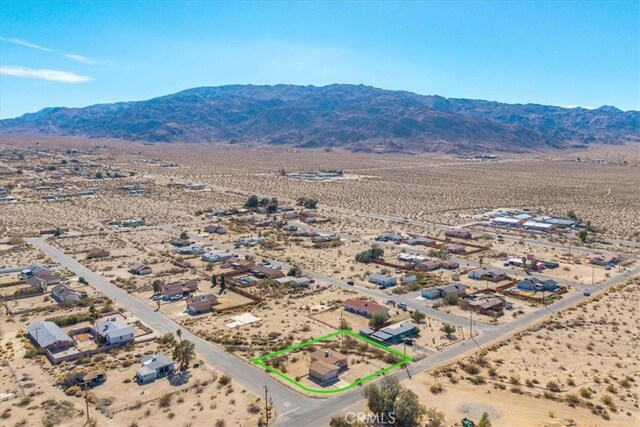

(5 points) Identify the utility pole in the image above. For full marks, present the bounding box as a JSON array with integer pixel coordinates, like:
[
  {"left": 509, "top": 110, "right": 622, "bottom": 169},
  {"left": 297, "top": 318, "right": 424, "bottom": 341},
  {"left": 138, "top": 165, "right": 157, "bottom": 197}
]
[
  {"left": 469, "top": 308, "right": 473, "bottom": 338},
  {"left": 84, "top": 382, "right": 90, "bottom": 426},
  {"left": 264, "top": 385, "right": 270, "bottom": 427},
  {"left": 591, "top": 265, "right": 595, "bottom": 287}
]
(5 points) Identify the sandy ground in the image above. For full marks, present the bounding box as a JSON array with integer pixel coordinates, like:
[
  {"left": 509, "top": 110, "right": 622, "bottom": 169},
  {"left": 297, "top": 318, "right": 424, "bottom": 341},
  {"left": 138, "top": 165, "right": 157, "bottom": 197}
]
[{"left": 418, "top": 277, "right": 640, "bottom": 426}]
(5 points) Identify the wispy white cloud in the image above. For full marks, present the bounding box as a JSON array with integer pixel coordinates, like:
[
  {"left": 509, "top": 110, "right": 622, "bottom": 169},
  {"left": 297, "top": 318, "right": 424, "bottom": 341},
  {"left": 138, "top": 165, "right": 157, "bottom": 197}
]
[
  {"left": 0, "top": 65, "right": 92, "bottom": 83},
  {"left": 0, "top": 37, "right": 113, "bottom": 66},
  {"left": 0, "top": 37, "right": 54, "bottom": 52}
]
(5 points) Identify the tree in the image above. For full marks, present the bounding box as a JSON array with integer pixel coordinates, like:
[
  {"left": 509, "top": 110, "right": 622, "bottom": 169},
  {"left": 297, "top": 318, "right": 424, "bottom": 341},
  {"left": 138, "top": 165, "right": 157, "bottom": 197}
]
[
  {"left": 287, "top": 266, "right": 299, "bottom": 277},
  {"left": 220, "top": 275, "right": 226, "bottom": 291},
  {"left": 369, "top": 312, "right": 390, "bottom": 328},
  {"left": 176, "top": 329, "right": 182, "bottom": 343},
  {"left": 443, "top": 293, "right": 459, "bottom": 305},
  {"left": 477, "top": 412, "right": 492, "bottom": 427},
  {"left": 567, "top": 210, "right": 578, "bottom": 220},
  {"left": 479, "top": 256, "right": 484, "bottom": 267},
  {"left": 244, "top": 195, "right": 259, "bottom": 209},
  {"left": 304, "top": 198, "right": 318, "bottom": 209},
  {"left": 394, "top": 388, "right": 426, "bottom": 427},
  {"left": 355, "top": 247, "right": 384, "bottom": 264},
  {"left": 210, "top": 275, "right": 217, "bottom": 288},
  {"left": 411, "top": 310, "right": 426, "bottom": 323},
  {"left": 339, "top": 318, "right": 352, "bottom": 331},
  {"left": 179, "top": 231, "right": 189, "bottom": 240},
  {"left": 88, "top": 305, "right": 102, "bottom": 344},
  {"left": 578, "top": 229, "right": 589, "bottom": 243},
  {"left": 152, "top": 279, "right": 163, "bottom": 294},
  {"left": 441, "top": 323, "right": 456, "bottom": 339},
  {"left": 172, "top": 339, "right": 196, "bottom": 370},
  {"left": 53, "top": 228, "right": 63, "bottom": 237}
]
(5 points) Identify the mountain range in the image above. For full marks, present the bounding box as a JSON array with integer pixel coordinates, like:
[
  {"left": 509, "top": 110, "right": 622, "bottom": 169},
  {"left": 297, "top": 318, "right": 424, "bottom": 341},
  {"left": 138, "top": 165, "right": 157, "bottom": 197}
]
[{"left": 1, "top": 84, "right": 638, "bottom": 153}]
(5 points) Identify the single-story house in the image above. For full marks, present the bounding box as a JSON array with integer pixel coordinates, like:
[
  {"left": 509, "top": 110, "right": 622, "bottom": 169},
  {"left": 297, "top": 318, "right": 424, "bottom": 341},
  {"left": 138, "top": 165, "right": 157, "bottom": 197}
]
[
  {"left": 361, "top": 322, "right": 418, "bottom": 345},
  {"left": 545, "top": 218, "right": 576, "bottom": 228},
  {"left": 309, "top": 349, "right": 348, "bottom": 369},
  {"left": 491, "top": 217, "right": 525, "bottom": 228},
  {"left": 588, "top": 251, "right": 617, "bottom": 266},
  {"left": 282, "top": 224, "right": 298, "bottom": 232},
  {"left": 250, "top": 265, "right": 285, "bottom": 280},
  {"left": 469, "top": 269, "right": 508, "bottom": 282},
  {"left": 344, "top": 298, "right": 389, "bottom": 318},
  {"left": 201, "top": 252, "right": 235, "bottom": 263},
  {"left": 397, "top": 253, "right": 428, "bottom": 264},
  {"left": 444, "top": 229, "right": 472, "bottom": 240},
  {"left": 311, "top": 233, "right": 340, "bottom": 243},
  {"left": 441, "top": 260, "right": 460, "bottom": 270},
  {"left": 163, "top": 280, "right": 199, "bottom": 299},
  {"left": 178, "top": 245, "right": 206, "bottom": 255},
  {"left": 24, "top": 276, "right": 48, "bottom": 291},
  {"left": 136, "top": 353, "right": 175, "bottom": 383},
  {"left": 517, "top": 278, "right": 558, "bottom": 292},
  {"left": 51, "top": 284, "right": 80, "bottom": 304},
  {"left": 96, "top": 318, "right": 135, "bottom": 345},
  {"left": 368, "top": 274, "right": 397, "bottom": 288},
  {"left": 309, "top": 360, "right": 340, "bottom": 383},
  {"left": 523, "top": 221, "right": 556, "bottom": 232},
  {"left": 309, "top": 349, "right": 348, "bottom": 383},
  {"left": 468, "top": 296, "right": 506, "bottom": 317},
  {"left": 416, "top": 260, "right": 441, "bottom": 271},
  {"left": 187, "top": 294, "right": 218, "bottom": 314},
  {"left": 27, "top": 321, "right": 74, "bottom": 352},
  {"left": 204, "top": 225, "right": 226, "bottom": 234},
  {"left": 129, "top": 263, "right": 152, "bottom": 275},
  {"left": 442, "top": 243, "right": 466, "bottom": 254},
  {"left": 236, "top": 236, "right": 266, "bottom": 246},
  {"left": 406, "top": 237, "right": 437, "bottom": 247},
  {"left": 274, "top": 277, "right": 312, "bottom": 287},
  {"left": 87, "top": 247, "right": 110, "bottom": 259},
  {"left": 421, "top": 284, "right": 467, "bottom": 300}
]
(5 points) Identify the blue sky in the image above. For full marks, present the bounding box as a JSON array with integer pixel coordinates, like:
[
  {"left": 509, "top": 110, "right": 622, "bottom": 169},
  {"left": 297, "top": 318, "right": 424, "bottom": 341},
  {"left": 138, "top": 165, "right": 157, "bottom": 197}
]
[{"left": 1, "top": 1, "right": 638, "bottom": 118}]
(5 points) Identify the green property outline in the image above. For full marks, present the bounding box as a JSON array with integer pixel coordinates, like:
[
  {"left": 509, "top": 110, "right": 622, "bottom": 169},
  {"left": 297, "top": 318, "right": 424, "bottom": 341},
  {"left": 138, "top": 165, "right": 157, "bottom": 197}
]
[{"left": 250, "top": 329, "right": 413, "bottom": 394}]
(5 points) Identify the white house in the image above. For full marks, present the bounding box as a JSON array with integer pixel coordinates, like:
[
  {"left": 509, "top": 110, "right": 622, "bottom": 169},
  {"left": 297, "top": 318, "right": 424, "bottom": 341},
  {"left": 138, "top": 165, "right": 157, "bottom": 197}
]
[{"left": 96, "top": 318, "right": 135, "bottom": 345}]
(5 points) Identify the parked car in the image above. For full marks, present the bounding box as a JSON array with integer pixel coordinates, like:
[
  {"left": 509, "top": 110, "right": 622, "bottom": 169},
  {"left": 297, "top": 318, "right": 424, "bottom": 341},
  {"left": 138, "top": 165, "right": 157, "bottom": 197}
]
[
  {"left": 582, "top": 290, "right": 591, "bottom": 297},
  {"left": 151, "top": 294, "right": 162, "bottom": 301},
  {"left": 395, "top": 269, "right": 402, "bottom": 274},
  {"left": 346, "top": 280, "right": 355, "bottom": 286},
  {"left": 398, "top": 302, "right": 407, "bottom": 311},
  {"left": 386, "top": 300, "right": 396, "bottom": 306}
]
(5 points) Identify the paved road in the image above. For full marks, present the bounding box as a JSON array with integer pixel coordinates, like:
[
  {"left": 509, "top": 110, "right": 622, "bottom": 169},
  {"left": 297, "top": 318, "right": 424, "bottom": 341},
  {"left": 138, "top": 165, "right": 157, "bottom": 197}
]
[
  {"left": 26, "top": 237, "right": 310, "bottom": 417},
  {"left": 27, "top": 231, "right": 640, "bottom": 427}
]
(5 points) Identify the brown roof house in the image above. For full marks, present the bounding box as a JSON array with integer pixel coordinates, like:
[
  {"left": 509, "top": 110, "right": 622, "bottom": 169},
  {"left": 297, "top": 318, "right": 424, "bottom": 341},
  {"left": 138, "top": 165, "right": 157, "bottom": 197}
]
[
  {"left": 163, "top": 280, "right": 198, "bottom": 299},
  {"left": 129, "top": 263, "right": 153, "bottom": 275},
  {"left": 343, "top": 298, "right": 389, "bottom": 318},
  {"left": 588, "top": 251, "right": 617, "bottom": 266},
  {"left": 442, "top": 243, "right": 466, "bottom": 254},
  {"left": 309, "top": 349, "right": 348, "bottom": 384},
  {"left": 250, "top": 265, "right": 285, "bottom": 280},
  {"left": 87, "top": 247, "right": 110, "bottom": 259},
  {"left": 416, "top": 260, "right": 442, "bottom": 271},
  {"left": 187, "top": 294, "right": 218, "bottom": 315}
]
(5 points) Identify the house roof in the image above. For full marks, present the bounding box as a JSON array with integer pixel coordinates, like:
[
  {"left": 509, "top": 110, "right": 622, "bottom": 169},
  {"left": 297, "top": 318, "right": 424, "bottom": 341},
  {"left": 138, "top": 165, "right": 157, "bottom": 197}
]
[
  {"left": 309, "top": 349, "right": 347, "bottom": 366},
  {"left": 344, "top": 298, "right": 388, "bottom": 314},
  {"left": 309, "top": 360, "right": 339, "bottom": 376},
  {"left": 27, "top": 320, "right": 72, "bottom": 348},
  {"left": 369, "top": 273, "right": 395, "bottom": 282},
  {"left": 379, "top": 322, "right": 418, "bottom": 337},
  {"left": 96, "top": 318, "right": 134, "bottom": 338},
  {"left": 469, "top": 297, "right": 505, "bottom": 310},
  {"left": 141, "top": 353, "right": 174, "bottom": 370}
]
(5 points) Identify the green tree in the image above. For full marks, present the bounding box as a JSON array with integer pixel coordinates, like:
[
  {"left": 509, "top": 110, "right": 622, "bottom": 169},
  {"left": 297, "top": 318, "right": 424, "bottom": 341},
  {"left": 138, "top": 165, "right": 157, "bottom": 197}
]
[
  {"left": 355, "top": 247, "right": 384, "bottom": 264},
  {"left": 176, "top": 329, "right": 182, "bottom": 343},
  {"left": 443, "top": 293, "right": 459, "bottom": 305},
  {"left": 477, "top": 412, "right": 492, "bottom": 427},
  {"left": 339, "top": 318, "right": 352, "bottom": 331},
  {"left": 244, "top": 195, "right": 259, "bottom": 209},
  {"left": 172, "top": 339, "right": 196, "bottom": 370},
  {"left": 179, "top": 231, "right": 189, "bottom": 240},
  {"left": 363, "top": 376, "right": 401, "bottom": 415},
  {"left": 567, "top": 210, "right": 578, "bottom": 220},
  {"left": 210, "top": 275, "right": 217, "bottom": 288},
  {"left": 411, "top": 310, "right": 426, "bottom": 323},
  {"left": 394, "top": 388, "right": 427, "bottom": 427},
  {"left": 304, "top": 198, "right": 318, "bottom": 209},
  {"left": 152, "top": 279, "right": 163, "bottom": 294},
  {"left": 578, "top": 229, "right": 589, "bottom": 243},
  {"left": 88, "top": 304, "right": 102, "bottom": 343},
  {"left": 441, "top": 323, "right": 456, "bottom": 339},
  {"left": 368, "top": 312, "right": 390, "bottom": 328},
  {"left": 220, "top": 275, "right": 226, "bottom": 291},
  {"left": 287, "top": 266, "right": 299, "bottom": 277}
]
